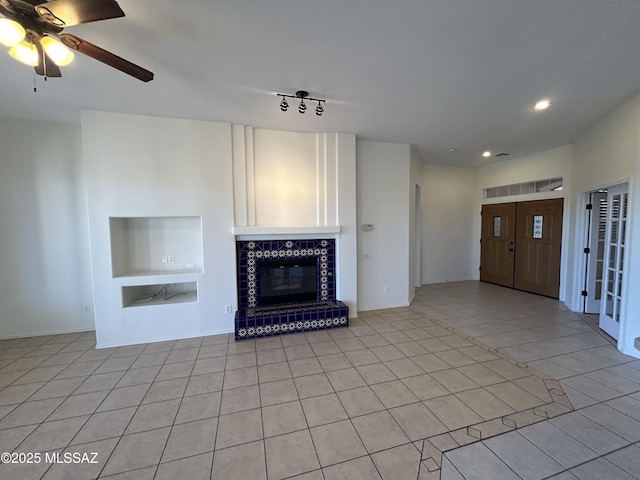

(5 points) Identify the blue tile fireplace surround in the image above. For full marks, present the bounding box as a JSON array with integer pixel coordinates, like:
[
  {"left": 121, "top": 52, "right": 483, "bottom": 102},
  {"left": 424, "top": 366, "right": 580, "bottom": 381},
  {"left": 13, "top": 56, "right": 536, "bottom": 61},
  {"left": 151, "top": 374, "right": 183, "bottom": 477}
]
[{"left": 235, "top": 239, "right": 349, "bottom": 340}]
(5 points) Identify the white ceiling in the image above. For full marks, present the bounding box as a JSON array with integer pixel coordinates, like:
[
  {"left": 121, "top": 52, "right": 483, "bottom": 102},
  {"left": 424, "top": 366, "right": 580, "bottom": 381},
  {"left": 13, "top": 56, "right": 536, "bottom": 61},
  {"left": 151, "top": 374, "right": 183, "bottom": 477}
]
[{"left": 1, "top": 0, "right": 639, "bottom": 166}]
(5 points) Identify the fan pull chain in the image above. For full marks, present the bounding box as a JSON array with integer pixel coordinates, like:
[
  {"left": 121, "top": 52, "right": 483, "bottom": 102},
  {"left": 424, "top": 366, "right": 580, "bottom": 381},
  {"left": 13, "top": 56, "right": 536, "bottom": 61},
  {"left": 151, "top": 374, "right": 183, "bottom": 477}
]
[
  {"left": 42, "top": 47, "right": 48, "bottom": 82},
  {"left": 33, "top": 70, "right": 36, "bottom": 92}
]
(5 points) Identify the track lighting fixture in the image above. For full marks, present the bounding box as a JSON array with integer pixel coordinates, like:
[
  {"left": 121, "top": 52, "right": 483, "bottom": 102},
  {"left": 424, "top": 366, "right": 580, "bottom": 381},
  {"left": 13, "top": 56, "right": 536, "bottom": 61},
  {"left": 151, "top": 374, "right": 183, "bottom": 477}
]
[{"left": 277, "top": 90, "right": 326, "bottom": 116}]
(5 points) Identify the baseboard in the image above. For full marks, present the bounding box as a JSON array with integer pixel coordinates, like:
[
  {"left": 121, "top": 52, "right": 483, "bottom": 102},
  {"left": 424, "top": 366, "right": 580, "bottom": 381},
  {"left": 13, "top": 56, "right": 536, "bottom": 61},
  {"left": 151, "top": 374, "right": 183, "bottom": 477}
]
[{"left": 0, "top": 328, "right": 95, "bottom": 341}]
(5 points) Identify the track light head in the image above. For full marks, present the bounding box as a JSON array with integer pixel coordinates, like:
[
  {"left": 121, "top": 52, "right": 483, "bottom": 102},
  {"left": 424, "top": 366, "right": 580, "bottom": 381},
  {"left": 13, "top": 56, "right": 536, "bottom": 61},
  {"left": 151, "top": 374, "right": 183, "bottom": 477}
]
[
  {"left": 279, "top": 96, "right": 288, "bottom": 111},
  {"left": 298, "top": 98, "right": 307, "bottom": 113},
  {"left": 315, "top": 102, "right": 324, "bottom": 116}
]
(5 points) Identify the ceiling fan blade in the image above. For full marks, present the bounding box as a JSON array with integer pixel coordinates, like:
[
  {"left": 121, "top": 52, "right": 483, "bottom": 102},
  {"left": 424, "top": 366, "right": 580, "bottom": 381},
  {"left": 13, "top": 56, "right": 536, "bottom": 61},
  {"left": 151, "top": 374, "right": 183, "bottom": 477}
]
[
  {"left": 0, "top": 2, "right": 15, "bottom": 18},
  {"left": 35, "top": 0, "right": 124, "bottom": 27},
  {"left": 59, "top": 33, "right": 153, "bottom": 82},
  {"left": 34, "top": 39, "right": 62, "bottom": 77}
]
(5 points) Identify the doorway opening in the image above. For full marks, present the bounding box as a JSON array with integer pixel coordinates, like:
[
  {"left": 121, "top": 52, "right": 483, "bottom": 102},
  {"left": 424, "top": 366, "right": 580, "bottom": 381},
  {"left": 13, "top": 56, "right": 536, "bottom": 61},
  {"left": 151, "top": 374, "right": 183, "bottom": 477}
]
[{"left": 414, "top": 184, "right": 422, "bottom": 291}]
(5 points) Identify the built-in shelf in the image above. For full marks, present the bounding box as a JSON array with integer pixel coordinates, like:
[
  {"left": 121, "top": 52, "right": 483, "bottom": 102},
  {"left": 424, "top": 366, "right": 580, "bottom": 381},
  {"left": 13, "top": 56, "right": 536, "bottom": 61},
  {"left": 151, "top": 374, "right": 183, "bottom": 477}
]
[
  {"left": 117, "top": 268, "right": 204, "bottom": 279},
  {"left": 110, "top": 216, "right": 204, "bottom": 278},
  {"left": 122, "top": 282, "right": 198, "bottom": 308},
  {"left": 233, "top": 225, "right": 341, "bottom": 236}
]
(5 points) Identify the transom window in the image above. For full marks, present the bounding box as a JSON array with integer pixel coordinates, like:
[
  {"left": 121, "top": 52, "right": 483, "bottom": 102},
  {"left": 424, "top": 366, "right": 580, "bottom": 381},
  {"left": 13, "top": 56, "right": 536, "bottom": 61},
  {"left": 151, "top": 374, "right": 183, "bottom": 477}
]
[{"left": 484, "top": 177, "right": 563, "bottom": 199}]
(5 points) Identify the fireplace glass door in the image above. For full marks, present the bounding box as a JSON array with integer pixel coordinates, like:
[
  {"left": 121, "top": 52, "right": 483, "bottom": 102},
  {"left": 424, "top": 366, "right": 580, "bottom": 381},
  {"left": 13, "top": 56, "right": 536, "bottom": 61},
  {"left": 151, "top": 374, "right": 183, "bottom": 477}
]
[{"left": 258, "top": 259, "right": 317, "bottom": 306}]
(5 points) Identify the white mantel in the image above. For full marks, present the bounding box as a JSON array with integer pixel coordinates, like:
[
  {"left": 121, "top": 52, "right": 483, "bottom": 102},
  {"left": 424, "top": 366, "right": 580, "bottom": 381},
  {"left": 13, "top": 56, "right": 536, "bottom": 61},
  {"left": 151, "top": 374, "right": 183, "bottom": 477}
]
[{"left": 233, "top": 225, "right": 341, "bottom": 237}]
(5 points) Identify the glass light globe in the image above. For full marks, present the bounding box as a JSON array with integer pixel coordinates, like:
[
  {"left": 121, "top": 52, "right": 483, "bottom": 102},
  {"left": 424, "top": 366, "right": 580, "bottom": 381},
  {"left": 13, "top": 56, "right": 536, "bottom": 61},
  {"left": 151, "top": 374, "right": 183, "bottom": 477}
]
[
  {"left": 41, "top": 36, "right": 74, "bottom": 66},
  {"left": 0, "top": 18, "right": 26, "bottom": 47},
  {"left": 9, "top": 40, "right": 38, "bottom": 66}
]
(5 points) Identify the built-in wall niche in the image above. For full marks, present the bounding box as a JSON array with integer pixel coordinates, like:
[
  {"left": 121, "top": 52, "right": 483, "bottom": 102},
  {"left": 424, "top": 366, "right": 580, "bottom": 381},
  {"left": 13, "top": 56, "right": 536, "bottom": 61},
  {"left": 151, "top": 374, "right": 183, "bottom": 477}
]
[
  {"left": 110, "top": 216, "right": 204, "bottom": 278},
  {"left": 122, "top": 282, "right": 198, "bottom": 308}
]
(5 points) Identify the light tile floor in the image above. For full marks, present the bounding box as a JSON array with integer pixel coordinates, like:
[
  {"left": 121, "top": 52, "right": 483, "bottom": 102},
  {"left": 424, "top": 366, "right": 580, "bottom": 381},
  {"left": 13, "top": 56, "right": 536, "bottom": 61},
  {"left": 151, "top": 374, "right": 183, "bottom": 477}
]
[
  {"left": 0, "top": 281, "right": 638, "bottom": 479},
  {"left": 413, "top": 282, "right": 640, "bottom": 480}
]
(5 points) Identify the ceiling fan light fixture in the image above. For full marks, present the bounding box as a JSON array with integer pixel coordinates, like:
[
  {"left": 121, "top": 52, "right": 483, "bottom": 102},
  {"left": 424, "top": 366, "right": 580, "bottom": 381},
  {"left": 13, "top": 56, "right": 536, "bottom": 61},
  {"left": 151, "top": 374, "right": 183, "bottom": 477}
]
[
  {"left": 41, "top": 36, "right": 74, "bottom": 66},
  {"left": 9, "top": 40, "right": 38, "bottom": 66},
  {"left": 0, "top": 18, "right": 26, "bottom": 47}
]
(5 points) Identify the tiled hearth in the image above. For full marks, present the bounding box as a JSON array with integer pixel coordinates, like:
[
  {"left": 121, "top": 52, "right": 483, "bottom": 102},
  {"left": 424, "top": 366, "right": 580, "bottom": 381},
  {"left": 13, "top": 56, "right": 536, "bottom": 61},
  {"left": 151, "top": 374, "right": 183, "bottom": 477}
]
[{"left": 234, "top": 239, "right": 349, "bottom": 340}]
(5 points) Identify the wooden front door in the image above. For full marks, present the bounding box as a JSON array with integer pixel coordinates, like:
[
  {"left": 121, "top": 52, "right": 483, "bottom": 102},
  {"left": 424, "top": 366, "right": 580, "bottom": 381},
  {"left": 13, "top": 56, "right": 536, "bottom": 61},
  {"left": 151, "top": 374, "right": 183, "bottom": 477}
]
[
  {"left": 480, "top": 198, "right": 563, "bottom": 298},
  {"left": 480, "top": 203, "right": 516, "bottom": 288},
  {"left": 513, "top": 198, "right": 564, "bottom": 298}
]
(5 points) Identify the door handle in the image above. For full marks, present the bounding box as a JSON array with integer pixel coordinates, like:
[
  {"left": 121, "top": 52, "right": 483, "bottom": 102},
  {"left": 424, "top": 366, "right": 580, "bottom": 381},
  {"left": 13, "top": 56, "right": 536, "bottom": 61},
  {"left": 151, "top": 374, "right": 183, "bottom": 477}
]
[{"left": 508, "top": 248, "right": 514, "bottom": 252}]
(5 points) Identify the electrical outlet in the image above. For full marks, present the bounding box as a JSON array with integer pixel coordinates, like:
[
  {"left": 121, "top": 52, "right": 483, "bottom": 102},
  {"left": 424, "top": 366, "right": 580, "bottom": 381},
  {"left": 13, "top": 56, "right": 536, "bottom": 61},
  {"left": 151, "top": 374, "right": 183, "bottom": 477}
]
[
  {"left": 225, "top": 304, "right": 233, "bottom": 314},
  {"left": 84, "top": 305, "right": 91, "bottom": 313},
  {"left": 383, "top": 286, "right": 390, "bottom": 294},
  {"left": 167, "top": 255, "right": 175, "bottom": 264}
]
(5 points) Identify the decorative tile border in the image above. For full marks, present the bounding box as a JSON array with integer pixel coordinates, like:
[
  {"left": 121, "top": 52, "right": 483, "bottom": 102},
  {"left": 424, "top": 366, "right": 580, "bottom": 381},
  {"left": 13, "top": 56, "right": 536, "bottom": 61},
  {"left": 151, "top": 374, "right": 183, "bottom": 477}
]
[
  {"left": 237, "top": 315, "right": 348, "bottom": 339},
  {"left": 236, "top": 239, "right": 336, "bottom": 308}
]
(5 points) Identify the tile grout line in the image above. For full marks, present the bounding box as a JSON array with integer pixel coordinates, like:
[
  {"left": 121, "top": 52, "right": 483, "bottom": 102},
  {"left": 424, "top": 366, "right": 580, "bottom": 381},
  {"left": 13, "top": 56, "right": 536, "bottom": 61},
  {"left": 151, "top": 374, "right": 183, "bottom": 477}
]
[{"left": 93, "top": 341, "right": 178, "bottom": 479}]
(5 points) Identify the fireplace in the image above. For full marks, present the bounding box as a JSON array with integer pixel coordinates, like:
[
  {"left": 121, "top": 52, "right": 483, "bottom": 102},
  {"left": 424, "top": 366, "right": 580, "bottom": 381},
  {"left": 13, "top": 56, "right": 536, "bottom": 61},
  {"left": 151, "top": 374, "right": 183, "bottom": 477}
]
[
  {"left": 234, "top": 239, "right": 348, "bottom": 340},
  {"left": 258, "top": 259, "right": 317, "bottom": 305}
]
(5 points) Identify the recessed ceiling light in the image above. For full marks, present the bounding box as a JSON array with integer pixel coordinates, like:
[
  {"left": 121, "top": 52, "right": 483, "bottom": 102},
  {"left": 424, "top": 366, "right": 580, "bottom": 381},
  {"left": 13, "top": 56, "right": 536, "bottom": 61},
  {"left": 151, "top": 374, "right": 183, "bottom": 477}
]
[
  {"left": 482, "top": 151, "right": 491, "bottom": 157},
  {"left": 534, "top": 99, "right": 551, "bottom": 110}
]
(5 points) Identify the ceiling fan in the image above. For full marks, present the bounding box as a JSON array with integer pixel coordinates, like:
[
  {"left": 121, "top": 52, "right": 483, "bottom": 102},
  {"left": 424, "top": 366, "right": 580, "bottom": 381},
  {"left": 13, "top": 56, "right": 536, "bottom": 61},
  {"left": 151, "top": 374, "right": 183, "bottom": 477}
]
[{"left": 0, "top": 0, "right": 153, "bottom": 81}]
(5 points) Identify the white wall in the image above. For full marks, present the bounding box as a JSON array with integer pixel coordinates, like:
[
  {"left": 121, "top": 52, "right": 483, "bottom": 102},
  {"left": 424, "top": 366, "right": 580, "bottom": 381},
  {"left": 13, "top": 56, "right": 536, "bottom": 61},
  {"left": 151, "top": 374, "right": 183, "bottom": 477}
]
[
  {"left": 476, "top": 145, "right": 572, "bottom": 195},
  {"left": 0, "top": 119, "right": 94, "bottom": 338},
  {"left": 233, "top": 127, "right": 355, "bottom": 229},
  {"left": 82, "top": 111, "right": 237, "bottom": 348},
  {"left": 253, "top": 129, "right": 318, "bottom": 226},
  {"left": 571, "top": 94, "right": 640, "bottom": 192},
  {"left": 570, "top": 92, "right": 640, "bottom": 357},
  {"left": 357, "top": 140, "right": 412, "bottom": 310},
  {"left": 421, "top": 165, "right": 476, "bottom": 284}
]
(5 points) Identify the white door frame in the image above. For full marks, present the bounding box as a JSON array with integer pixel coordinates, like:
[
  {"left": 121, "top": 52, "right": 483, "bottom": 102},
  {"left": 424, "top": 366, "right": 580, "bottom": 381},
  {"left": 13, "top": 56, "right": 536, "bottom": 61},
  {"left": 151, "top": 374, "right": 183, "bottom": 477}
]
[
  {"left": 583, "top": 191, "right": 608, "bottom": 313},
  {"left": 570, "top": 180, "right": 629, "bottom": 312},
  {"left": 599, "top": 183, "right": 629, "bottom": 340},
  {"left": 414, "top": 184, "right": 422, "bottom": 289}
]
